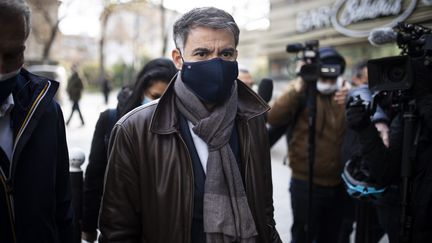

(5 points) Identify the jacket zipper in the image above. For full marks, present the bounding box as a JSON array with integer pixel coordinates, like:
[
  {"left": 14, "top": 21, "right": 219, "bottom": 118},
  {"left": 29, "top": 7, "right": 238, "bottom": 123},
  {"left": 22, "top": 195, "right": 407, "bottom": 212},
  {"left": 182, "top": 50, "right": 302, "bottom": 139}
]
[
  {"left": 0, "top": 167, "right": 17, "bottom": 243},
  {"left": 177, "top": 133, "right": 194, "bottom": 243},
  {"left": 11, "top": 81, "right": 51, "bottom": 167}
]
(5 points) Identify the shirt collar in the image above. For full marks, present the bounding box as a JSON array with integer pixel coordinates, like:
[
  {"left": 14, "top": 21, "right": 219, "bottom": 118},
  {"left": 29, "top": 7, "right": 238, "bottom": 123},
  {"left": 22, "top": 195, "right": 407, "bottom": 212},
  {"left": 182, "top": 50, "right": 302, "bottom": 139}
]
[{"left": 0, "top": 94, "right": 14, "bottom": 118}]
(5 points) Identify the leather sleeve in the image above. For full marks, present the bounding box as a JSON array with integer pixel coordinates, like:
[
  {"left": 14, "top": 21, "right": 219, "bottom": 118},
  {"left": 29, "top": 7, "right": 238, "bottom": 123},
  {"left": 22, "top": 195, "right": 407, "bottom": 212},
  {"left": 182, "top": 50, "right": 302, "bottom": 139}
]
[
  {"left": 99, "top": 123, "right": 141, "bottom": 243},
  {"left": 267, "top": 79, "right": 304, "bottom": 127},
  {"left": 55, "top": 103, "right": 74, "bottom": 243}
]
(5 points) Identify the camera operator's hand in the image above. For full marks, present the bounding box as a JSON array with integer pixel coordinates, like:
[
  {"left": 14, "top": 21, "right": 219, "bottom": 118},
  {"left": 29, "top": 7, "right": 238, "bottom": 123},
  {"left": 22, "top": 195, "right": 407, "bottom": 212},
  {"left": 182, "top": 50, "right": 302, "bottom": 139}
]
[
  {"left": 334, "top": 80, "right": 350, "bottom": 105},
  {"left": 294, "top": 77, "right": 305, "bottom": 93},
  {"left": 81, "top": 230, "right": 97, "bottom": 242},
  {"left": 374, "top": 122, "right": 389, "bottom": 147},
  {"left": 346, "top": 98, "right": 370, "bottom": 130}
]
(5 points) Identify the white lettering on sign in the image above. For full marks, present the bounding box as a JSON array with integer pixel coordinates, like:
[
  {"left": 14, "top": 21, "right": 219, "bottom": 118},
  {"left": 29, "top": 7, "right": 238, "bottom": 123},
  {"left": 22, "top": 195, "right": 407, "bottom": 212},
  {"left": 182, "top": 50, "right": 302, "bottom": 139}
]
[
  {"left": 332, "top": 0, "right": 417, "bottom": 37},
  {"left": 339, "top": 0, "right": 402, "bottom": 26},
  {"left": 294, "top": 0, "right": 418, "bottom": 37},
  {"left": 296, "top": 6, "right": 332, "bottom": 33}
]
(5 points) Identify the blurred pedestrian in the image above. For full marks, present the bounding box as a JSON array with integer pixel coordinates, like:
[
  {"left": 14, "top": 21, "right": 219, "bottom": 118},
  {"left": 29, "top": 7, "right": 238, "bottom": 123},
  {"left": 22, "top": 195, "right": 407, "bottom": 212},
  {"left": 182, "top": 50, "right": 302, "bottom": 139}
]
[
  {"left": 0, "top": 1, "right": 73, "bottom": 242},
  {"left": 238, "top": 65, "right": 254, "bottom": 88},
  {"left": 99, "top": 7, "right": 281, "bottom": 243},
  {"left": 81, "top": 58, "right": 176, "bottom": 243},
  {"left": 268, "top": 47, "right": 350, "bottom": 243},
  {"left": 66, "top": 64, "right": 85, "bottom": 126},
  {"left": 101, "top": 75, "right": 111, "bottom": 105}
]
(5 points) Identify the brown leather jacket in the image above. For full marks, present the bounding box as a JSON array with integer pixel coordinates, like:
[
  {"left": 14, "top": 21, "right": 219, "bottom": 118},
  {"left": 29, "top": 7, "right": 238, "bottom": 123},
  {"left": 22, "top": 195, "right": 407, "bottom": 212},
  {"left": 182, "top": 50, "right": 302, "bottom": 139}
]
[{"left": 99, "top": 79, "right": 281, "bottom": 243}]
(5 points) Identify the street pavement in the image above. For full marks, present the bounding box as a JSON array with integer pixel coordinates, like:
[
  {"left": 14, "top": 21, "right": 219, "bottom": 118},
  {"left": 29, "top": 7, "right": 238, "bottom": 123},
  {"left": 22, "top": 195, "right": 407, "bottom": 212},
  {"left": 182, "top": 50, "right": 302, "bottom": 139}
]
[{"left": 62, "top": 91, "right": 387, "bottom": 243}]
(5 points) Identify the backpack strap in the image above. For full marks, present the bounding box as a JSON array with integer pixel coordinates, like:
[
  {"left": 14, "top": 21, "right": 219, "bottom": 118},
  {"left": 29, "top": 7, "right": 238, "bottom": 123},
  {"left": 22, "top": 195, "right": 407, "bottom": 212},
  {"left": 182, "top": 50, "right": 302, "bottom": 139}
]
[
  {"left": 104, "top": 109, "right": 118, "bottom": 147},
  {"left": 107, "top": 109, "right": 117, "bottom": 132}
]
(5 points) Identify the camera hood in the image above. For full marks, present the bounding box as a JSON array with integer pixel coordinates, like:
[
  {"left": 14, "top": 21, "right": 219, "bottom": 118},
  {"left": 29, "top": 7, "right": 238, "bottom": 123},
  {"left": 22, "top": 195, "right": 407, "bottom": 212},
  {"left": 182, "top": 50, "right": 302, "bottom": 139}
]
[{"left": 367, "top": 56, "right": 413, "bottom": 92}]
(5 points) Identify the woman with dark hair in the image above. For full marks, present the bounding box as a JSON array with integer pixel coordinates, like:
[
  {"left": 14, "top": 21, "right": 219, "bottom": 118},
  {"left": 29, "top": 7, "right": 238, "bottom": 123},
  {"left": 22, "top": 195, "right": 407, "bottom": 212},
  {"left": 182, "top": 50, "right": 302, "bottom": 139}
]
[
  {"left": 81, "top": 58, "right": 177, "bottom": 242},
  {"left": 121, "top": 58, "right": 178, "bottom": 116}
]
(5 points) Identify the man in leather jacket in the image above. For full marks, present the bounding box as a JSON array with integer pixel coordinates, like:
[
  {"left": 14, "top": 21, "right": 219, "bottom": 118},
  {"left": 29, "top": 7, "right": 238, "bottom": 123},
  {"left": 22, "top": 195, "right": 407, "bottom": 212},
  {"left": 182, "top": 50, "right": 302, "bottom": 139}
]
[{"left": 99, "top": 7, "right": 281, "bottom": 243}]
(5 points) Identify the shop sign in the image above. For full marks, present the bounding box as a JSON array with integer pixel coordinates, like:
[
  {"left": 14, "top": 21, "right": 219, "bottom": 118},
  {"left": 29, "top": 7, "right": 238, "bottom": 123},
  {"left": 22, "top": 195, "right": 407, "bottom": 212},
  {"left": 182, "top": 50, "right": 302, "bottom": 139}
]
[
  {"left": 297, "top": 6, "right": 333, "bottom": 33},
  {"left": 422, "top": 0, "right": 432, "bottom": 5},
  {"left": 296, "top": 0, "right": 418, "bottom": 37}
]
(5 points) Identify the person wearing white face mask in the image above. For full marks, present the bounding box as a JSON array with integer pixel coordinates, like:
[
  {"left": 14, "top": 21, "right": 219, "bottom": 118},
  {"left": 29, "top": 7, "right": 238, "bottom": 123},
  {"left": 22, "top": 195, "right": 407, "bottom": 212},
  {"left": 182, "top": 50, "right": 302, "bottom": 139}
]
[
  {"left": 268, "top": 47, "right": 351, "bottom": 243},
  {"left": 0, "top": 0, "right": 73, "bottom": 242}
]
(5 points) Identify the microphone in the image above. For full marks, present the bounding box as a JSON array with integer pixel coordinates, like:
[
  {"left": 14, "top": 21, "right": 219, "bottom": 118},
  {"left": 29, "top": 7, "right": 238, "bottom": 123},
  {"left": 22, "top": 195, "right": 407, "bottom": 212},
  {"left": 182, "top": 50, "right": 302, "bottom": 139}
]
[
  {"left": 258, "top": 78, "right": 273, "bottom": 103},
  {"left": 286, "top": 43, "right": 304, "bottom": 53},
  {"left": 368, "top": 27, "right": 397, "bottom": 46}
]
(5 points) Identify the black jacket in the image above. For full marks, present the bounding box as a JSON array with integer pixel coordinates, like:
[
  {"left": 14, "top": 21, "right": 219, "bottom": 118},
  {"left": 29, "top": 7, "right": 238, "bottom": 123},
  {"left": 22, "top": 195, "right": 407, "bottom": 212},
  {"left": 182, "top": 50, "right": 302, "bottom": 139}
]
[
  {"left": 359, "top": 113, "right": 432, "bottom": 242},
  {"left": 82, "top": 109, "right": 118, "bottom": 233},
  {"left": 0, "top": 69, "right": 73, "bottom": 243},
  {"left": 66, "top": 72, "right": 83, "bottom": 102}
]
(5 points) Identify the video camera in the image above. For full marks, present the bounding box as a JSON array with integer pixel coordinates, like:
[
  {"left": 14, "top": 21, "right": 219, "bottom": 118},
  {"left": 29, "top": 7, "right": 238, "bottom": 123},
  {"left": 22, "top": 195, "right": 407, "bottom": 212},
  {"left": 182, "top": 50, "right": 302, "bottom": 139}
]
[
  {"left": 368, "top": 22, "right": 432, "bottom": 99},
  {"left": 286, "top": 40, "right": 320, "bottom": 83}
]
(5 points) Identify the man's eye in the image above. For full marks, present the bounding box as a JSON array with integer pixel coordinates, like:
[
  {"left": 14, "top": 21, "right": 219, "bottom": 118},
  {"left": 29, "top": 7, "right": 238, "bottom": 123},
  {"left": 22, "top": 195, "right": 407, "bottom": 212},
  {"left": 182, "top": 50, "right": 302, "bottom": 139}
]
[
  {"left": 221, "top": 52, "right": 233, "bottom": 57},
  {"left": 195, "top": 52, "right": 207, "bottom": 57}
]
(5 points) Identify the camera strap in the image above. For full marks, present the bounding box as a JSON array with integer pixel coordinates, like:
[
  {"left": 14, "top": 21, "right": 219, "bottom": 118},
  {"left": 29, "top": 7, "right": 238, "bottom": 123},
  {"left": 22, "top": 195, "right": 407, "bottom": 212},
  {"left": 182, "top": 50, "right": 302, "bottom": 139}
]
[{"left": 400, "top": 117, "right": 421, "bottom": 243}]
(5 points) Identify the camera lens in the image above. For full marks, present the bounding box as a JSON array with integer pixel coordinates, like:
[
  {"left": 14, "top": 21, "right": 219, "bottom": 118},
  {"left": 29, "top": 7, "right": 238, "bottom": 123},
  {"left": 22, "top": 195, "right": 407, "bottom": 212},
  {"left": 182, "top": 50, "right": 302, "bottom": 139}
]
[{"left": 385, "top": 65, "right": 406, "bottom": 83}]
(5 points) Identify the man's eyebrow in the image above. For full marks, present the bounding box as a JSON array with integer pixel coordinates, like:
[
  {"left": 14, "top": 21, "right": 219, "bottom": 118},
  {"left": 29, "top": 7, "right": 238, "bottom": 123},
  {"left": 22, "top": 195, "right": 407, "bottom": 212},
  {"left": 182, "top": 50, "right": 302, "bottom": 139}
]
[
  {"left": 219, "top": 48, "right": 235, "bottom": 53},
  {"left": 192, "top": 47, "right": 211, "bottom": 53},
  {"left": 218, "top": 48, "right": 235, "bottom": 55}
]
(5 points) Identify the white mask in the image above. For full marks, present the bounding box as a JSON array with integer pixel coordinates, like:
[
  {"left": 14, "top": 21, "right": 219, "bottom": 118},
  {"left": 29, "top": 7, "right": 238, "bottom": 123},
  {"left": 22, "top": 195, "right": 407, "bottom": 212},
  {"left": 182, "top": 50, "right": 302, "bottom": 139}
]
[
  {"left": 316, "top": 79, "right": 338, "bottom": 95},
  {"left": 0, "top": 69, "right": 21, "bottom": 82}
]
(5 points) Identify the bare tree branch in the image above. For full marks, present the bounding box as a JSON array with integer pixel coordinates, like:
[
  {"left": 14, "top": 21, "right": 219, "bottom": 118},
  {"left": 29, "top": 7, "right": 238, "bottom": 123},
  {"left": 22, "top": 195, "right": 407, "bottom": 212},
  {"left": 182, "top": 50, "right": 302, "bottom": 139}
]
[{"left": 98, "top": 0, "right": 147, "bottom": 80}]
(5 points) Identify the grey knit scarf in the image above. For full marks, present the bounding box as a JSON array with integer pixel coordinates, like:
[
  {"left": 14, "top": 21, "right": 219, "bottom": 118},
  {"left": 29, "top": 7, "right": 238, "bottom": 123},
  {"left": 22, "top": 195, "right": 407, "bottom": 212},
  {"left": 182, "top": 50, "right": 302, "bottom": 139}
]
[{"left": 174, "top": 75, "right": 258, "bottom": 243}]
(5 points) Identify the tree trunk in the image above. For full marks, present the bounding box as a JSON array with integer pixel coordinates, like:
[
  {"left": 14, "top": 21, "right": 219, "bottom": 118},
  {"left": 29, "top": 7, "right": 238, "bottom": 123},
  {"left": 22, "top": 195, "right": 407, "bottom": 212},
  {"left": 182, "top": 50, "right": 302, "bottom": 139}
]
[
  {"left": 99, "top": 8, "right": 112, "bottom": 82},
  {"left": 160, "top": 0, "right": 168, "bottom": 56},
  {"left": 42, "top": 20, "right": 60, "bottom": 63}
]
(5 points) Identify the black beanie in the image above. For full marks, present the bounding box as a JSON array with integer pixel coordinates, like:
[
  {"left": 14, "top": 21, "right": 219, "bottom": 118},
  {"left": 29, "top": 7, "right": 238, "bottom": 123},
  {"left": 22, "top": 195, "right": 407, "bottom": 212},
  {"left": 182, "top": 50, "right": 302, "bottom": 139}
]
[{"left": 319, "top": 47, "right": 346, "bottom": 76}]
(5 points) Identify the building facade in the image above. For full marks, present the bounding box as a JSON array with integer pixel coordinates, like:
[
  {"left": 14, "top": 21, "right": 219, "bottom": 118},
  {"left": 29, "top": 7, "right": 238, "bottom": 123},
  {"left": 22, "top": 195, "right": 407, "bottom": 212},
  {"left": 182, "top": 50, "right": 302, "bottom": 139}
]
[{"left": 238, "top": 0, "right": 432, "bottom": 81}]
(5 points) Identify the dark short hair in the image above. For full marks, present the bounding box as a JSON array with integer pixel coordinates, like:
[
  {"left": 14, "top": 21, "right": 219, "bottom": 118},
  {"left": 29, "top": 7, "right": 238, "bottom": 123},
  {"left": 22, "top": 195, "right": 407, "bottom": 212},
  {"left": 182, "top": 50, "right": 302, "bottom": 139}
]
[
  {"left": 351, "top": 60, "right": 368, "bottom": 78},
  {"left": 0, "top": 0, "right": 31, "bottom": 37},
  {"left": 173, "top": 7, "right": 240, "bottom": 50}
]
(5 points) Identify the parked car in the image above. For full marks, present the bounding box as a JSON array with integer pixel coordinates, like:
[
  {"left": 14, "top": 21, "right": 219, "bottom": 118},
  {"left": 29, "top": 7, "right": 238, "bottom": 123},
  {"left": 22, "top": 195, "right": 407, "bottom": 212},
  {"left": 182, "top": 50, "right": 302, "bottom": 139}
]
[{"left": 27, "top": 64, "right": 67, "bottom": 105}]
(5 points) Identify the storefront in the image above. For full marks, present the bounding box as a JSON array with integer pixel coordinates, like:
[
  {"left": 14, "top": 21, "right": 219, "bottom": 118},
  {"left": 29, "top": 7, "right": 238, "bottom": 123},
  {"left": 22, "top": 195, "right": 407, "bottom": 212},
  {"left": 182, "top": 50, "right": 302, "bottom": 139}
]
[{"left": 239, "top": 0, "right": 432, "bottom": 81}]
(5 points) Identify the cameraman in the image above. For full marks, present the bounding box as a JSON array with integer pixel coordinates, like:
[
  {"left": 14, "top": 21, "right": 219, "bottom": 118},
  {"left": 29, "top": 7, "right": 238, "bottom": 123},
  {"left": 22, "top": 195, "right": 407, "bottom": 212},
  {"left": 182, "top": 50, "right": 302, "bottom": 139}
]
[
  {"left": 268, "top": 47, "right": 350, "bottom": 243},
  {"left": 339, "top": 60, "right": 388, "bottom": 243},
  {"left": 346, "top": 72, "right": 432, "bottom": 242}
]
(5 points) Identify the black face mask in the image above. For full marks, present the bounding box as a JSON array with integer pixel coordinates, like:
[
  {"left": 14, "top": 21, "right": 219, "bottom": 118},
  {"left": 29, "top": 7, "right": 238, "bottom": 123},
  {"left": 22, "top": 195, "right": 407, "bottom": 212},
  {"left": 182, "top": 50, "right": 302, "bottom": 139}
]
[
  {"left": 0, "top": 75, "right": 18, "bottom": 104},
  {"left": 181, "top": 58, "right": 238, "bottom": 104}
]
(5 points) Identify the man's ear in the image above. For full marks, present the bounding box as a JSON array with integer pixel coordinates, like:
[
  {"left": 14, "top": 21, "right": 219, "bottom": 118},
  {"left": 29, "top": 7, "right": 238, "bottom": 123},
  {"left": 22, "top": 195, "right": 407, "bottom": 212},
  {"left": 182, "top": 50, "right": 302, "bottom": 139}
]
[{"left": 172, "top": 49, "right": 183, "bottom": 70}]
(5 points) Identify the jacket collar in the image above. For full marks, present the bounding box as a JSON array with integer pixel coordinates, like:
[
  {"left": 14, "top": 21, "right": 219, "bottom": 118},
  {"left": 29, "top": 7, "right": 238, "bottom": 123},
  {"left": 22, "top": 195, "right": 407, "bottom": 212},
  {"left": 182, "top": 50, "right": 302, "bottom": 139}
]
[
  {"left": 150, "top": 73, "right": 269, "bottom": 134},
  {"left": 10, "top": 69, "right": 58, "bottom": 180}
]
